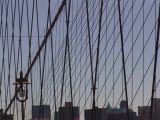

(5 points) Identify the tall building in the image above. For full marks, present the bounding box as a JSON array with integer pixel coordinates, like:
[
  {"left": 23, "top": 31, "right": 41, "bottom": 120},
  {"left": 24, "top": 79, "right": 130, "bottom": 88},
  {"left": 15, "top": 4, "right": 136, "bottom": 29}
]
[
  {"left": 32, "top": 105, "right": 51, "bottom": 120},
  {"left": 138, "top": 98, "right": 160, "bottom": 120},
  {"left": 57, "top": 102, "right": 79, "bottom": 120},
  {"left": 0, "top": 109, "right": 13, "bottom": 120}
]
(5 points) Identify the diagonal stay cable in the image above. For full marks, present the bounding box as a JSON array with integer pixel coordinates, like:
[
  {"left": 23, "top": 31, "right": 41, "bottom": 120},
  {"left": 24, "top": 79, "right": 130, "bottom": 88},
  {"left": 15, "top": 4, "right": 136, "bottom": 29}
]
[
  {"left": 37, "top": 0, "right": 131, "bottom": 109},
  {"left": 104, "top": 0, "right": 158, "bottom": 110},
  {"left": 39, "top": 0, "right": 132, "bottom": 111},
  {"left": 4, "top": 0, "right": 67, "bottom": 114},
  {"left": 29, "top": 0, "right": 126, "bottom": 113},
  {"left": 29, "top": 0, "right": 146, "bottom": 117},
  {"left": 103, "top": 1, "right": 157, "bottom": 113},
  {"left": 103, "top": 0, "right": 155, "bottom": 106},
  {"left": 33, "top": 0, "right": 104, "bottom": 111}
]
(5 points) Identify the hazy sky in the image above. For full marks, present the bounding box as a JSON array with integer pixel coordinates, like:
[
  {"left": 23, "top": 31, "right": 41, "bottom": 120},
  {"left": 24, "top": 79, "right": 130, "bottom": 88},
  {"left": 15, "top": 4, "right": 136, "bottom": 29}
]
[{"left": 0, "top": 0, "right": 160, "bottom": 119}]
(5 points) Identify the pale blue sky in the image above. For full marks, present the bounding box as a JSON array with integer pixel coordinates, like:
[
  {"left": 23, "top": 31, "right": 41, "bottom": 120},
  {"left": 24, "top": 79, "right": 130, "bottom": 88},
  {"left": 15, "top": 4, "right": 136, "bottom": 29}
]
[{"left": 0, "top": 0, "right": 160, "bottom": 119}]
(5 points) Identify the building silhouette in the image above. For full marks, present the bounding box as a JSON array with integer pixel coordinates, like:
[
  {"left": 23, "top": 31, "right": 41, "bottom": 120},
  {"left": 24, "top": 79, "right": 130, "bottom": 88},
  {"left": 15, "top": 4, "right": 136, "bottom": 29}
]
[
  {"left": 84, "top": 107, "right": 107, "bottom": 120},
  {"left": 106, "top": 101, "right": 137, "bottom": 120},
  {"left": 57, "top": 102, "right": 79, "bottom": 120},
  {"left": 84, "top": 101, "right": 137, "bottom": 120},
  {"left": 0, "top": 109, "right": 13, "bottom": 120},
  {"left": 138, "top": 98, "right": 160, "bottom": 120},
  {"left": 32, "top": 105, "right": 51, "bottom": 120}
]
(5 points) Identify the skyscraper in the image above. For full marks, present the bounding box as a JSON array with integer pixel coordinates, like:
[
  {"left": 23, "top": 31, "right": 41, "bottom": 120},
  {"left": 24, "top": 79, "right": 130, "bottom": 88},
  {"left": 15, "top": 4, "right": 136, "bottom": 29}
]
[
  {"left": 57, "top": 102, "right": 79, "bottom": 120},
  {"left": 32, "top": 105, "right": 51, "bottom": 120}
]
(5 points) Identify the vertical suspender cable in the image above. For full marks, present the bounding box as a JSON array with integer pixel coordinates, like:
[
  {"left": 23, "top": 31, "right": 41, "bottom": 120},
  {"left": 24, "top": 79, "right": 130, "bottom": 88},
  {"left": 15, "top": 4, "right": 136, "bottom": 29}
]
[
  {"left": 65, "top": 0, "right": 74, "bottom": 119},
  {"left": 113, "top": 0, "right": 116, "bottom": 109},
  {"left": 94, "top": 0, "right": 103, "bottom": 109},
  {"left": 149, "top": 4, "right": 160, "bottom": 120},
  {"left": 85, "top": 35, "right": 87, "bottom": 110},
  {"left": 26, "top": 0, "right": 33, "bottom": 117},
  {"left": 85, "top": 0, "right": 103, "bottom": 119},
  {"left": 60, "top": 0, "right": 73, "bottom": 119},
  {"left": 85, "top": 0, "right": 97, "bottom": 119},
  {"left": 25, "top": 0, "right": 33, "bottom": 116},
  {"left": 154, "top": 0, "right": 157, "bottom": 116},
  {"left": 4, "top": 0, "right": 10, "bottom": 108},
  {"left": 112, "top": 1, "right": 116, "bottom": 119},
  {"left": 35, "top": 0, "right": 42, "bottom": 107},
  {"left": 3, "top": 0, "right": 9, "bottom": 110},
  {"left": 79, "top": 0, "right": 83, "bottom": 107},
  {"left": 85, "top": 0, "right": 94, "bottom": 90},
  {"left": 154, "top": 0, "right": 157, "bottom": 99},
  {"left": 121, "top": 0, "right": 124, "bottom": 101},
  {"left": 38, "top": 0, "right": 52, "bottom": 118},
  {"left": 39, "top": 0, "right": 49, "bottom": 107},
  {"left": 50, "top": 27, "right": 57, "bottom": 120},
  {"left": 1, "top": 0, "right": 5, "bottom": 108},
  {"left": 18, "top": 1, "right": 25, "bottom": 119},
  {"left": 65, "top": 0, "right": 73, "bottom": 105},
  {"left": 142, "top": 0, "right": 145, "bottom": 107},
  {"left": 48, "top": 0, "right": 57, "bottom": 119},
  {"left": 5, "top": 0, "right": 67, "bottom": 114},
  {"left": 17, "top": 0, "right": 24, "bottom": 71},
  {"left": 117, "top": 0, "right": 130, "bottom": 120},
  {"left": 60, "top": 5, "right": 66, "bottom": 111},
  {"left": 6, "top": 0, "right": 14, "bottom": 115},
  {"left": 131, "top": 0, "right": 134, "bottom": 109},
  {"left": 10, "top": 0, "right": 17, "bottom": 115},
  {"left": 105, "top": 0, "right": 109, "bottom": 107},
  {"left": 28, "top": 0, "right": 35, "bottom": 108},
  {"left": 60, "top": 13, "right": 67, "bottom": 113}
]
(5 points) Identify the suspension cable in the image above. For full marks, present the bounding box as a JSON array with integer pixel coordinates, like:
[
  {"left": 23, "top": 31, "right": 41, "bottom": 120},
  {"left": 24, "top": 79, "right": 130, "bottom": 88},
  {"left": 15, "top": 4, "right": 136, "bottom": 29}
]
[
  {"left": 117, "top": 0, "right": 130, "bottom": 120},
  {"left": 5, "top": 0, "right": 67, "bottom": 114},
  {"left": 149, "top": 4, "right": 160, "bottom": 120},
  {"left": 85, "top": 0, "right": 94, "bottom": 89}
]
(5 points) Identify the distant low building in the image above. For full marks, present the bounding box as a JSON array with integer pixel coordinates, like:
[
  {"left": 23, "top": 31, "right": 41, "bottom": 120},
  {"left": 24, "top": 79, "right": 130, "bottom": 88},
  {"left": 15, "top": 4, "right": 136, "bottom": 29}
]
[
  {"left": 106, "top": 101, "right": 137, "bottom": 120},
  {"left": 0, "top": 109, "right": 13, "bottom": 120},
  {"left": 138, "top": 98, "right": 160, "bottom": 120},
  {"left": 57, "top": 102, "right": 79, "bottom": 120},
  {"left": 84, "top": 101, "right": 138, "bottom": 120},
  {"left": 32, "top": 105, "right": 51, "bottom": 120},
  {"left": 84, "top": 107, "right": 107, "bottom": 120}
]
